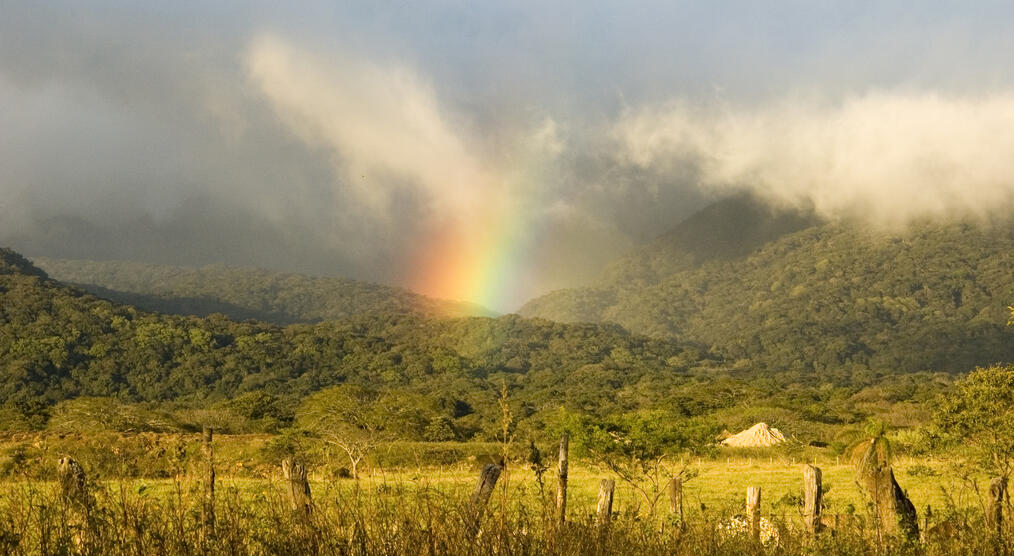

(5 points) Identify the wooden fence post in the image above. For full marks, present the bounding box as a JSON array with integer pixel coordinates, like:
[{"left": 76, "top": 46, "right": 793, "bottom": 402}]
[
  {"left": 860, "top": 467, "right": 919, "bottom": 542},
  {"left": 58, "top": 456, "right": 90, "bottom": 508},
  {"left": 597, "top": 479, "right": 615, "bottom": 527},
  {"left": 746, "top": 486, "right": 761, "bottom": 541},
  {"left": 282, "top": 458, "right": 313, "bottom": 517},
  {"left": 58, "top": 456, "right": 93, "bottom": 548},
  {"left": 987, "top": 477, "right": 1007, "bottom": 535},
  {"left": 804, "top": 465, "right": 822, "bottom": 535},
  {"left": 668, "top": 476, "right": 685, "bottom": 530},
  {"left": 556, "top": 433, "right": 569, "bottom": 525},
  {"left": 202, "top": 427, "right": 215, "bottom": 535},
  {"left": 467, "top": 464, "right": 503, "bottom": 534}
]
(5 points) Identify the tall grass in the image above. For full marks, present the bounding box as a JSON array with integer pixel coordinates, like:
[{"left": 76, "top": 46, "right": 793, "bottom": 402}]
[{"left": 0, "top": 467, "right": 1010, "bottom": 555}]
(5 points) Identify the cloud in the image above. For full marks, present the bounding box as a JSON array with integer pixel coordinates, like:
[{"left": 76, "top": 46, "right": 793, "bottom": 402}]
[
  {"left": 614, "top": 91, "right": 1014, "bottom": 226},
  {"left": 246, "top": 35, "right": 495, "bottom": 219}
]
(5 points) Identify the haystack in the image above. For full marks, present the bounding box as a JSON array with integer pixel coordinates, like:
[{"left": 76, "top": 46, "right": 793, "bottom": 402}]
[{"left": 720, "top": 422, "right": 787, "bottom": 447}]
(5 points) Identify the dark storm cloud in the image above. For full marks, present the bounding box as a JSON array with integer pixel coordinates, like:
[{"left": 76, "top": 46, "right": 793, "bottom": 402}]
[{"left": 3, "top": 2, "right": 1014, "bottom": 309}]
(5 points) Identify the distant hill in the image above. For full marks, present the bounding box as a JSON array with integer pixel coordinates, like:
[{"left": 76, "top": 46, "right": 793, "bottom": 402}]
[
  {"left": 521, "top": 201, "right": 1014, "bottom": 374},
  {"left": 32, "top": 258, "right": 493, "bottom": 324},
  {"left": 0, "top": 248, "right": 49, "bottom": 279},
  {"left": 599, "top": 194, "right": 819, "bottom": 287},
  {"left": 0, "top": 247, "right": 713, "bottom": 433},
  {"left": 0, "top": 246, "right": 957, "bottom": 440},
  {"left": 521, "top": 195, "right": 818, "bottom": 322}
]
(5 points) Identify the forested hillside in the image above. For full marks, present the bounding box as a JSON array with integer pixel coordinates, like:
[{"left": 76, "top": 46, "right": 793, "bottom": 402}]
[
  {"left": 0, "top": 248, "right": 704, "bottom": 435},
  {"left": 521, "top": 211, "right": 1014, "bottom": 374},
  {"left": 32, "top": 258, "right": 493, "bottom": 324},
  {"left": 0, "top": 247, "right": 944, "bottom": 441},
  {"left": 599, "top": 194, "right": 818, "bottom": 287}
]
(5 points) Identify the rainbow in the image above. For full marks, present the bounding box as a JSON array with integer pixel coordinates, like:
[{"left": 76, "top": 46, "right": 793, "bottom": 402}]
[
  {"left": 406, "top": 164, "right": 549, "bottom": 313},
  {"left": 408, "top": 203, "right": 528, "bottom": 314}
]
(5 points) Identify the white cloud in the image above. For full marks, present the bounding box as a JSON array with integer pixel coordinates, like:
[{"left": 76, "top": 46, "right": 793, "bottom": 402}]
[
  {"left": 615, "top": 91, "right": 1014, "bottom": 226},
  {"left": 246, "top": 35, "right": 494, "bottom": 219}
]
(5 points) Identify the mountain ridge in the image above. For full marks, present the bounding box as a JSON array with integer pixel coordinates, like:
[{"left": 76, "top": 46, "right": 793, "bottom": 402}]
[
  {"left": 32, "top": 257, "right": 495, "bottom": 324},
  {"left": 520, "top": 201, "right": 1014, "bottom": 374}
]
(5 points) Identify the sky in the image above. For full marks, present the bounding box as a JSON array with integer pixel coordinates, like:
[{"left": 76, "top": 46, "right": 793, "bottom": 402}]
[{"left": 3, "top": 2, "right": 1014, "bottom": 311}]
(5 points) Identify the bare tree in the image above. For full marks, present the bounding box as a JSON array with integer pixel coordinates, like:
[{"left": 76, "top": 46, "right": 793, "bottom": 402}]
[{"left": 297, "top": 385, "right": 391, "bottom": 479}]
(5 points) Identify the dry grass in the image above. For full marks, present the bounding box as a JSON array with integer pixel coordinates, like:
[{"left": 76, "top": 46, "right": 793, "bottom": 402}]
[{"left": 0, "top": 454, "right": 1006, "bottom": 555}]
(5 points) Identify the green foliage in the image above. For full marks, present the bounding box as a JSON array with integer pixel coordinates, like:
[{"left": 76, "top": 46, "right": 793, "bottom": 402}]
[
  {"left": 34, "top": 257, "right": 493, "bottom": 324},
  {"left": 222, "top": 391, "right": 293, "bottom": 432},
  {"left": 0, "top": 249, "right": 722, "bottom": 436},
  {"left": 522, "top": 213, "right": 1014, "bottom": 375},
  {"left": 568, "top": 410, "right": 715, "bottom": 463},
  {"left": 935, "top": 364, "right": 1014, "bottom": 476},
  {"left": 47, "top": 398, "right": 175, "bottom": 434},
  {"left": 851, "top": 420, "right": 892, "bottom": 480},
  {"left": 0, "top": 247, "right": 960, "bottom": 445}
]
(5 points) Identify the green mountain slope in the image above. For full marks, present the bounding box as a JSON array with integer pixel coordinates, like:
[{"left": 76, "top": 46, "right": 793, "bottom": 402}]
[
  {"left": 520, "top": 195, "right": 818, "bottom": 323},
  {"left": 31, "top": 258, "right": 493, "bottom": 324},
  {"left": 600, "top": 194, "right": 818, "bottom": 287},
  {"left": 0, "top": 247, "right": 956, "bottom": 441},
  {"left": 521, "top": 209, "right": 1014, "bottom": 373},
  {"left": 0, "top": 248, "right": 710, "bottom": 433}
]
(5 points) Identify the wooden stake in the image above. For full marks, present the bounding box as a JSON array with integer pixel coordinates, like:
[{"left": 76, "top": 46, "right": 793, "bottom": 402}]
[
  {"left": 467, "top": 463, "right": 502, "bottom": 534},
  {"left": 596, "top": 479, "right": 615, "bottom": 527},
  {"left": 282, "top": 458, "right": 313, "bottom": 517},
  {"left": 746, "top": 486, "right": 761, "bottom": 541},
  {"left": 58, "top": 456, "right": 93, "bottom": 549},
  {"left": 859, "top": 467, "right": 919, "bottom": 542},
  {"left": 58, "top": 456, "right": 90, "bottom": 508},
  {"left": 803, "top": 465, "right": 822, "bottom": 535},
  {"left": 987, "top": 477, "right": 1007, "bottom": 535},
  {"left": 556, "top": 433, "right": 569, "bottom": 525},
  {"left": 668, "top": 476, "right": 685, "bottom": 530},
  {"left": 202, "top": 427, "right": 215, "bottom": 534}
]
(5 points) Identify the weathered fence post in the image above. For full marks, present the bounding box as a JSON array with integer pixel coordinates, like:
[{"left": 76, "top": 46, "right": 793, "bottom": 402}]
[
  {"left": 58, "top": 456, "right": 93, "bottom": 548},
  {"left": 804, "top": 465, "right": 822, "bottom": 535},
  {"left": 467, "top": 463, "right": 503, "bottom": 534},
  {"left": 987, "top": 477, "right": 1007, "bottom": 535},
  {"left": 202, "top": 427, "right": 216, "bottom": 535},
  {"left": 58, "top": 456, "right": 91, "bottom": 508},
  {"left": 596, "top": 479, "right": 615, "bottom": 527},
  {"left": 282, "top": 458, "right": 313, "bottom": 516},
  {"left": 556, "top": 433, "right": 569, "bottom": 525},
  {"left": 746, "top": 486, "right": 761, "bottom": 541},
  {"left": 668, "top": 476, "right": 685, "bottom": 531},
  {"left": 860, "top": 467, "right": 919, "bottom": 542}
]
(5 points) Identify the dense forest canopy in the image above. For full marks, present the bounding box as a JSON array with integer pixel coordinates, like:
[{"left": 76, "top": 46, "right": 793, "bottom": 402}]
[
  {"left": 521, "top": 201, "right": 1014, "bottom": 374},
  {"left": 33, "top": 257, "right": 494, "bottom": 324},
  {"left": 0, "top": 246, "right": 952, "bottom": 445}
]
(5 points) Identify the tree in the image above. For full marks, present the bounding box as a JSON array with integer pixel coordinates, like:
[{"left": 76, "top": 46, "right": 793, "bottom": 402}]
[
  {"left": 296, "top": 385, "right": 391, "bottom": 479},
  {"left": 566, "top": 410, "right": 713, "bottom": 515},
  {"left": 936, "top": 364, "right": 1014, "bottom": 478}
]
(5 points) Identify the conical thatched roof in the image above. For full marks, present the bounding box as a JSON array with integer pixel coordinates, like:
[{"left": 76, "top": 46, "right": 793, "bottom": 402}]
[{"left": 720, "top": 422, "right": 787, "bottom": 447}]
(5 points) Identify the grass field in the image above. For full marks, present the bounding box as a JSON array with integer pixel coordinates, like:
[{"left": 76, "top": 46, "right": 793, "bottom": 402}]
[{"left": 0, "top": 434, "right": 1000, "bottom": 554}]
